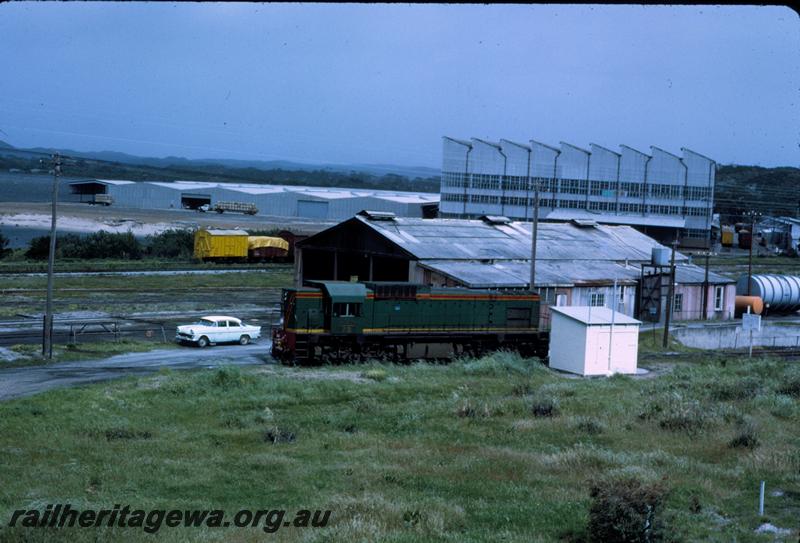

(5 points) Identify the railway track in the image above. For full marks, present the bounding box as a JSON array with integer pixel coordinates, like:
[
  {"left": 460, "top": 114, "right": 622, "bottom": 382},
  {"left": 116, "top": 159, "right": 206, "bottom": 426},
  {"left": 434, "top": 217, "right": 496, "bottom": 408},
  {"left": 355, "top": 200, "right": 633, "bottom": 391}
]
[{"left": 0, "top": 308, "right": 280, "bottom": 348}]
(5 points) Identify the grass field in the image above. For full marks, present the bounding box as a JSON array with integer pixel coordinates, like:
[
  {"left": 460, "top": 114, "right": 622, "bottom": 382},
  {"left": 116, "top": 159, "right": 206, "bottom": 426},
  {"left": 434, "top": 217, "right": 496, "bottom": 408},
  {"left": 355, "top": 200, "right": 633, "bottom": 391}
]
[{"left": 0, "top": 353, "right": 798, "bottom": 542}]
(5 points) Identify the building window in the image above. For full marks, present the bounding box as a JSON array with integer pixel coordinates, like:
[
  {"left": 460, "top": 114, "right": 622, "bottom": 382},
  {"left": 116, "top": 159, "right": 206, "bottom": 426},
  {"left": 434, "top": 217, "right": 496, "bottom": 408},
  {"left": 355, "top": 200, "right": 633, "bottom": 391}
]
[
  {"left": 714, "top": 286, "right": 724, "bottom": 311},
  {"left": 590, "top": 292, "right": 605, "bottom": 307},
  {"left": 673, "top": 293, "right": 683, "bottom": 313}
]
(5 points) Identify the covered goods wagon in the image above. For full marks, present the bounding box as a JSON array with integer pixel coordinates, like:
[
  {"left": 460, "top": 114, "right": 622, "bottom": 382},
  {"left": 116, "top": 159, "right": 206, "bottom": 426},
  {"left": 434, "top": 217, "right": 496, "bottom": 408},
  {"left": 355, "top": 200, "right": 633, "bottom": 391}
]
[{"left": 194, "top": 229, "right": 249, "bottom": 260}]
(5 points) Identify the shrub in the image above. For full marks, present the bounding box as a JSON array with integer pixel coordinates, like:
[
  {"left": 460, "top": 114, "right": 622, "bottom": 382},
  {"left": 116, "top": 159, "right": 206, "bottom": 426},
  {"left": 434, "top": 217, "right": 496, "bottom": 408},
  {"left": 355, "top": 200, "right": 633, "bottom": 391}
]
[
  {"left": 460, "top": 350, "right": 539, "bottom": 376},
  {"left": 0, "top": 231, "right": 11, "bottom": 259},
  {"left": 530, "top": 395, "right": 560, "bottom": 418},
  {"left": 777, "top": 378, "right": 800, "bottom": 398},
  {"left": 728, "top": 420, "right": 759, "bottom": 449},
  {"left": 211, "top": 367, "right": 255, "bottom": 388},
  {"left": 25, "top": 235, "right": 54, "bottom": 260},
  {"left": 574, "top": 416, "right": 606, "bottom": 435},
  {"left": 264, "top": 427, "right": 296, "bottom": 444},
  {"left": 145, "top": 229, "right": 195, "bottom": 258},
  {"left": 26, "top": 231, "right": 143, "bottom": 260},
  {"left": 588, "top": 477, "right": 668, "bottom": 543},
  {"left": 641, "top": 393, "right": 707, "bottom": 435},
  {"left": 711, "top": 377, "right": 760, "bottom": 401},
  {"left": 81, "top": 231, "right": 142, "bottom": 259}
]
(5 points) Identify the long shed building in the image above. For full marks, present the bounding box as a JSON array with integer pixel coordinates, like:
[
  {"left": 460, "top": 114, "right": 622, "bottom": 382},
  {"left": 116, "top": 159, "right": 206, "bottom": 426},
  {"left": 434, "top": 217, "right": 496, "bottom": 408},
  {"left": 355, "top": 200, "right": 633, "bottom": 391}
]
[
  {"left": 295, "top": 212, "right": 736, "bottom": 326},
  {"left": 68, "top": 180, "right": 439, "bottom": 220}
]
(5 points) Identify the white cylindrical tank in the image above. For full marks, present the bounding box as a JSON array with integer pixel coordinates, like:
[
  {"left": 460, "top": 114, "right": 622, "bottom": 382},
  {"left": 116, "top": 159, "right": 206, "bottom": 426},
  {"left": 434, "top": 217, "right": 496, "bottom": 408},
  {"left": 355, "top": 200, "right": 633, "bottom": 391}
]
[{"left": 736, "top": 274, "right": 800, "bottom": 312}]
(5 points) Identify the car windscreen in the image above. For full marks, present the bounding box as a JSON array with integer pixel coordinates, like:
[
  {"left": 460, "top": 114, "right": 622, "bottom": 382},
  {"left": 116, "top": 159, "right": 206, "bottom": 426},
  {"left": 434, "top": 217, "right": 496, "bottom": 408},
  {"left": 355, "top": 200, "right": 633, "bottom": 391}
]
[{"left": 196, "top": 319, "right": 216, "bottom": 326}]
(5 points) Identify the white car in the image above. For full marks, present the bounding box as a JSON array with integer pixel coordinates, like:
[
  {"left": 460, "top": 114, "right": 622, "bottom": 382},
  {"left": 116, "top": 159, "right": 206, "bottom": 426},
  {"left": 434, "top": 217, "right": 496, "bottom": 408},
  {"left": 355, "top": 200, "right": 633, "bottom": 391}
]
[{"left": 175, "top": 316, "right": 261, "bottom": 347}]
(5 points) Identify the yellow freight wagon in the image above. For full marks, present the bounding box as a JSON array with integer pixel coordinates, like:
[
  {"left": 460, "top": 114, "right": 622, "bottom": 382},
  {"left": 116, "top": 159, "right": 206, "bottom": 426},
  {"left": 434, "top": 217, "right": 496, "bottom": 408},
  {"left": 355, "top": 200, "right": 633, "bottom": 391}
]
[
  {"left": 194, "top": 229, "right": 250, "bottom": 260},
  {"left": 720, "top": 226, "right": 734, "bottom": 247}
]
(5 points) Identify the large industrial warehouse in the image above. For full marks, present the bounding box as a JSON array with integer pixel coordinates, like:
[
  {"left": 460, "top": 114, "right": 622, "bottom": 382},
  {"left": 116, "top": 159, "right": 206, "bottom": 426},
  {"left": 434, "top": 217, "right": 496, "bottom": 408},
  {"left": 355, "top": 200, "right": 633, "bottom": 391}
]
[
  {"left": 440, "top": 137, "right": 716, "bottom": 248},
  {"left": 68, "top": 179, "right": 440, "bottom": 220}
]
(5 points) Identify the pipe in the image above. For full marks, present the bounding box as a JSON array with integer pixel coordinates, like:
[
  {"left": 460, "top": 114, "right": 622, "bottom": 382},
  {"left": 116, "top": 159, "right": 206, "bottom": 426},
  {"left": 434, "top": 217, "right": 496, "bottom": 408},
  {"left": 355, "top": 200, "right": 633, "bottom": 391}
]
[
  {"left": 524, "top": 146, "right": 532, "bottom": 221},
  {"left": 643, "top": 155, "right": 652, "bottom": 216},
  {"left": 614, "top": 152, "right": 621, "bottom": 215},
  {"left": 498, "top": 145, "right": 508, "bottom": 216},
  {"left": 463, "top": 145, "right": 472, "bottom": 217}
]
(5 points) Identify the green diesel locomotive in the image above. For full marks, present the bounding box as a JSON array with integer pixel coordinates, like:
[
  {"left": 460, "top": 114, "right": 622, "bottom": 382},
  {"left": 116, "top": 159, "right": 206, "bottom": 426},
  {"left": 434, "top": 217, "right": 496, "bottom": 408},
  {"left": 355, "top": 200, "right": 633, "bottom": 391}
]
[{"left": 270, "top": 281, "right": 546, "bottom": 364}]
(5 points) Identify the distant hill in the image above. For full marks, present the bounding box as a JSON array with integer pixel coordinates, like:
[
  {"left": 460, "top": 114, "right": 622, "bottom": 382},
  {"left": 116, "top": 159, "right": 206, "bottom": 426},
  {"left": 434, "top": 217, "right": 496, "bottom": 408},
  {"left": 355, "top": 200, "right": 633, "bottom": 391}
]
[
  {"left": 715, "top": 165, "right": 800, "bottom": 223},
  {"left": 0, "top": 141, "right": 441, "bottom": 193},
  {"left": 0, "top": 140, "right": 438, "bottom": 181}
]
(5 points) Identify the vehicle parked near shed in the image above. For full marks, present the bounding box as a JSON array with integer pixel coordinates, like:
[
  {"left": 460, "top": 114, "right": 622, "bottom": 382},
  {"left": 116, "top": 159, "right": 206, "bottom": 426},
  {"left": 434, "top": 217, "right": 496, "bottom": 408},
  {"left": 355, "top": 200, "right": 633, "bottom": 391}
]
[
  {"left": 196, "top": 201, "right": 258, "bottom": 215},
  {"left": 271, "top": 281, "right": 546, "bottom": 364},
  {"left": 89, "top": 194, "right": 113, "bottom": 206},
  {"left": 176, "top": 316, "right": 261, "bottom": 347}
]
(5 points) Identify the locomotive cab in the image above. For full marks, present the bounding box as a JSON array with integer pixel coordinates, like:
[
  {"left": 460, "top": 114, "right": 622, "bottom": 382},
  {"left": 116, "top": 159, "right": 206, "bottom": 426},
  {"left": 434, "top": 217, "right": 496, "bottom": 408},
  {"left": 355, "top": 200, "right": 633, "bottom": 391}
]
[{"left": 308, "top": 281, "right": 368, "bottom": 335}]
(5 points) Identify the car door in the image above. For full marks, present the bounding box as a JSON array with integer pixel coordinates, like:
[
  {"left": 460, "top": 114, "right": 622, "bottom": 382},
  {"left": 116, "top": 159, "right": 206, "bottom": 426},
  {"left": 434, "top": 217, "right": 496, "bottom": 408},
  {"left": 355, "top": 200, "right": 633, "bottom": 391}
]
[
  {"left": 226, "top": 320, "right": 241, "bottom": 342},
  {"left": 211, "top": 321, "right": 228, "bottom": 343}
]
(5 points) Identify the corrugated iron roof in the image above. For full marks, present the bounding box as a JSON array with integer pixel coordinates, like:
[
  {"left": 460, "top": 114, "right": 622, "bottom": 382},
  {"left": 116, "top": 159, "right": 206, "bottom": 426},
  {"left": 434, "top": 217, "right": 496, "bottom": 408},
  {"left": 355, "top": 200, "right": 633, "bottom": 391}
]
[
  {"left": 673, "top": 263, "right": 734, "bottom": 285},
  {"left": 356, "top": 215, "right": 687, "bottom": 263},
  {"left": 420, "top": 259, "right": 641, "bottom": 288},
  {"left": 202, "top": 229, "right": 249, "bottom": 236}
]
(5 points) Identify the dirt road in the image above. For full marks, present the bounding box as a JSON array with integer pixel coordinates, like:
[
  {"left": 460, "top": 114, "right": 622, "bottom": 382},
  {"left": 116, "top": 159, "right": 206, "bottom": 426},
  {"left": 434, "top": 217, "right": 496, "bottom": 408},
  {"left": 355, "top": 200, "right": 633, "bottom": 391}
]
[{"left": 0, "top": 342, "right": 271, "bottom": 401}]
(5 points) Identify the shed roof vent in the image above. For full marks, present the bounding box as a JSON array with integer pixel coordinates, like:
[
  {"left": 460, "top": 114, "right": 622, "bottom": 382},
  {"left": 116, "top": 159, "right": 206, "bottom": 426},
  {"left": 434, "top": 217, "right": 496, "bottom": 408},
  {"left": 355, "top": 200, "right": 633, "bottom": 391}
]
[
  {"left": 357, "top": 210, "right": 396, "bottom": 221},
  {"left": 480, "top": 215, "right": 512, "bottom": 225},
  {"left": 570, "top": 219, "right": 598, "bottom": 228}
]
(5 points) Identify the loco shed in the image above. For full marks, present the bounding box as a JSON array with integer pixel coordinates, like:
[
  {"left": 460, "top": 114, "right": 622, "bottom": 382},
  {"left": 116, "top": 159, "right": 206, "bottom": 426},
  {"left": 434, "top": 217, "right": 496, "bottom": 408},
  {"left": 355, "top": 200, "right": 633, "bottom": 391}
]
[{"left": 271, "top": 281, "right": 546, "bottom": 363}]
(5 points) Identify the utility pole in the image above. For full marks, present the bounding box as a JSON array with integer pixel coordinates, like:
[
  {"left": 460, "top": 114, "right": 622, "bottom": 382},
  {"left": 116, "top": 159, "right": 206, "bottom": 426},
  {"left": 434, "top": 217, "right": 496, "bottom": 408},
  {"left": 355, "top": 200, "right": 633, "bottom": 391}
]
[
  {"left": 42, "top": 153, "right": 62, "bottom": 358},
  {"left": 745, "top": 211, "right": 762, "bottom": 296},
  {"left": 529, "top": 176, "right": 539, "bottom": 293},
  {"left": 701, "top": 251, "right": 712, "bottom": 320},
  {"left": 662, "top": 238, "right": 678, "bottom": 349}
]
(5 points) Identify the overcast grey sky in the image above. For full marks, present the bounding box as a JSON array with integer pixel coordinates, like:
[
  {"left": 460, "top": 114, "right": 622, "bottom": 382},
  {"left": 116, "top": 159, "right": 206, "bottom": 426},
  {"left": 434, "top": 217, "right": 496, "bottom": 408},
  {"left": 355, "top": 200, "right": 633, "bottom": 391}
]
[{"left": 0, "top": 3, "right": 797, "bottom": 168}]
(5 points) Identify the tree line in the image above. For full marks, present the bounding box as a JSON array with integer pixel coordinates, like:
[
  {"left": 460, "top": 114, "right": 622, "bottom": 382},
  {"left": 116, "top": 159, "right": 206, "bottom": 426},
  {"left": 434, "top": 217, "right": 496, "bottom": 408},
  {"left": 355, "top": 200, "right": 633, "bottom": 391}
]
[
  {"left": 0, "top": 229, "right": 196, "bottom": 261},
  {"left": 0, "top": 155, "right": 441, "bottom": 193}
]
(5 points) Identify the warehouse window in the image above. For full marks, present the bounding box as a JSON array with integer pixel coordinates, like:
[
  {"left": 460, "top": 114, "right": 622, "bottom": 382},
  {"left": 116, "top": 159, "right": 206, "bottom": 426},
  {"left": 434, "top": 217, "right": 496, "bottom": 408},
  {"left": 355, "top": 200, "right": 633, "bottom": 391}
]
[
  {"left": 673, "top": 293, "right": 683, "bottom": 313},
  {"left": 714, "top": 286, "right": 724, "bottom": 312},
  {"left": 589, "top": 293, "right": 605, "bottom": 307},
  {"left": 333, "top": 303, "right": 362, "bottom": 317}
]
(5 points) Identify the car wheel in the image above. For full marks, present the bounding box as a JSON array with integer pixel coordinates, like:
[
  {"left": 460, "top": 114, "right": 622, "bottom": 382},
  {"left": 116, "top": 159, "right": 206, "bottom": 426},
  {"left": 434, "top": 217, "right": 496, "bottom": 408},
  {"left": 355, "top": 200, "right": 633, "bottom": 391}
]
[
  {"left": 197, "top": 336, "right": 209, "bottom": 348},
  {"left": 239, "top": 335, "right": 250, "bottom": 345}
]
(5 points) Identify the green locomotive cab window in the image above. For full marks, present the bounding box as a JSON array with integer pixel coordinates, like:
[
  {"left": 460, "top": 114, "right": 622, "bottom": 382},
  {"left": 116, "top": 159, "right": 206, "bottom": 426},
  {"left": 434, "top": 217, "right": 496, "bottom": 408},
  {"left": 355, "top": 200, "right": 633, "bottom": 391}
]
[{"left": 333, "top": 303, "right": 362, "bottom": 317}]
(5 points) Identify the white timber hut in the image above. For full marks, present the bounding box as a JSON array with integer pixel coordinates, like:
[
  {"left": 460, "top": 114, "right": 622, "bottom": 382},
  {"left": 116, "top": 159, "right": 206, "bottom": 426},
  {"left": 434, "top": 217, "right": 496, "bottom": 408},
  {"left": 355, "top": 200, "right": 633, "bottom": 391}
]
[{"left": 548, "top": 306, "right": 641, "bottom": 376}]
